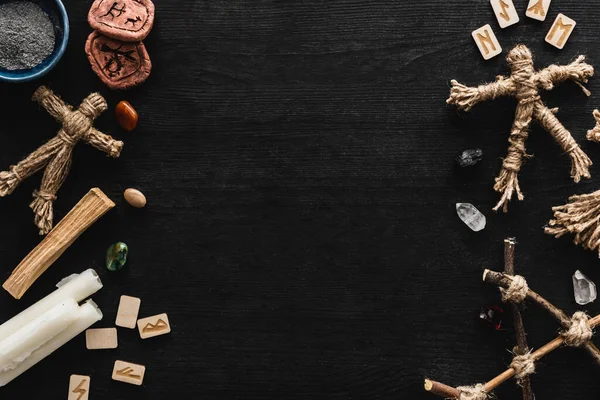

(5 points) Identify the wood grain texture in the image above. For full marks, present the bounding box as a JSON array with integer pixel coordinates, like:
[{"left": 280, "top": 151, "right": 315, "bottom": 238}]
[
  {"left": 68, "top": 374, "right": 91, "bottom": 400},
  {"left": 0, "top": 0, "right": 600, "bottom": 399},
  {"left": 115, "top": 295, "right": 141, "bottom": 328},
  {"left": 2, "top": 188, "right": 114, "bottom": 299},
  {"left": 86, "top": 327, "right": 119, "bottom": 350}
]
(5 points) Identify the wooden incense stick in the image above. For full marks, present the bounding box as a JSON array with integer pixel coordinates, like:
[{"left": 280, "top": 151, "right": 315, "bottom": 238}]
[
  {"left": 3, "top": 188, "right": 114, "bottom": 299},
  {"left": 425, "top": 314, "right": 600, "bottom": 398}
]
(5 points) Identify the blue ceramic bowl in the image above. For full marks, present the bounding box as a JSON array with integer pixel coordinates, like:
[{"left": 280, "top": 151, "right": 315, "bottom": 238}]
[{"left": 0, "top": 0, "right": 69, "bottom": 82}]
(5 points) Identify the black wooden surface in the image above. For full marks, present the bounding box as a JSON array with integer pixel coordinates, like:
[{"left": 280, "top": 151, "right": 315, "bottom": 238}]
[{"left": 2, "top": 0, "right": 600, "bottom": 399}]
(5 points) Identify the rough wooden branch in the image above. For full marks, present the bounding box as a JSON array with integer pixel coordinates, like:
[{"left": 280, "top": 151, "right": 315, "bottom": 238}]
[
  {"left": 502, "top": 238, "right": 533, "bottom": 400},
  {"left": 425, "top": 314, "right": 600, "bottom": 398},
  {"left": 483, "top": 269, "right": 600, "bottom": 363},
  {"left": 483, "top": 270, "right": 570, "bottom": 324},
  {"left": 423, "top": 379, "right": 460, "bottom": 398},
  {"left": 503, "top": 237, "right": 516, "bottom": 275},
  {"left": 486, "top": 313, "right": 600, "bottom": 391}
]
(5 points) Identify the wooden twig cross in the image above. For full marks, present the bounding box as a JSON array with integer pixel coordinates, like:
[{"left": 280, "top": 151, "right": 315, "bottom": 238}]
[
  {"left": 448, "top": 44, "right": 594, "bottom": 212},
  {"left": 425, "top": 239, "right": 600, "bottom": 400},
  {"left": 0, "top": 86, "right": 124, "bottom": 234}
]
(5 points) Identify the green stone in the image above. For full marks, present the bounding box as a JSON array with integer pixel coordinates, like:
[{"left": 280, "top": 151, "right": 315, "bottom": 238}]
[{"left": 106, "top": 242, "right": 128, "bottom": 271}]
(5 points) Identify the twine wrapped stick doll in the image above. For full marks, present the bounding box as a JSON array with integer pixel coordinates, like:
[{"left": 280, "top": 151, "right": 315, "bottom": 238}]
[
  {"left": 0, "top": 87, "right": 123, "bottom": 235},
  {"left": 546, "top": 110, "right": 600, "bottom": 255},
  {"left": 448, "top": 44, "right": 594, "bottom": 212}
]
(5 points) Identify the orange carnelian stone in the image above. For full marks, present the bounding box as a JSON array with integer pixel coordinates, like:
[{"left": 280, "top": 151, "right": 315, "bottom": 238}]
[{"left": 115, "top": 101, "right": 138, "bottom": 132}]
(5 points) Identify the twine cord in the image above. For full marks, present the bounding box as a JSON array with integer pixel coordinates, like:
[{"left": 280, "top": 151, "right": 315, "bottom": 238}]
[
  {"left": 9, "top": 165, "right": 21, "bottom": 183},
  {"left": 587, "top": 109, "right": 600, "bottom": 143},
  {"left": 510, "top": 351, "right": 536, "bottom": 383},
  {"left": 0, "top": 165, "right": 22, "bottom": 197},
  {"left": 546, "top": 188, "right": 600, "bottom": 256},
  {"left": 0, "top": 86, "right": 124, "bottom": 235},
  {"left": 562, "top": 312, "right": 593, "bottom": 347},
  {"left": 32, "top": 190, "right": 57, "bottom": 202},
  {"left": 456, "top": 384, "right": 488, "bottom": 400},
  {"left": 500, "top": 275, "right": 528, "bottom": 304}
]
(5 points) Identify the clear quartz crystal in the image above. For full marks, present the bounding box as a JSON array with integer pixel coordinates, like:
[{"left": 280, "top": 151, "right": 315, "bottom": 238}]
[
  {"left": 573, "top": 270, "right": 597, "bottom": 305},
  {"left": 456, "top": 149, "right": 483, "bottom": 167},
  {"left": 456, "top": 203, "right": 486, "bottom": 232}
]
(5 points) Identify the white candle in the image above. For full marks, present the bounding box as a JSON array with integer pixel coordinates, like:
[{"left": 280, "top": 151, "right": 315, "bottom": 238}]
[
  {"left": 0, "top": 269, "right": 103, "bottom": 387},
  {"left": 0, "top": 269, "right": 102, "bottom": 339},
  {"left": 0, "top": 298, "right": 79, "bottom": 373},
  {"left": 0, "top": 300, "right": 102, "bottom": 387}
]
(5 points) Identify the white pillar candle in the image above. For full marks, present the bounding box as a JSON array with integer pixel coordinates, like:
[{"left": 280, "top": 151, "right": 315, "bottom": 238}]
[
  {"left": 0, "top": 298, "right": 79, "bottom": 373},
  {"left": 0, "top": 269, "right": 102, "bottom": 339},
  {"left": 0, "top": 269, "right": 103, "bottom": 387},
  {"left": 0, "top": 300, "right": 102, "bottom": 387}
]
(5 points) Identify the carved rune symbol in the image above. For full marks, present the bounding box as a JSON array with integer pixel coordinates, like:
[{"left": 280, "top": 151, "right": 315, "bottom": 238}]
[
  {"left": 547, "top": 16, "right": 574, "bottom": 48},
  {"left": 476, "top": 28, "right": 497, "bottom": 55},
  {"left": 102, "top": 2, "right": 126, "bottom": 19},
  {"left": 498, "top": 0, "right": 511, "bottom": 21},
  {"left": 117, "top": 367, "right": 141, "bottom": 379},
  {"left": 143, "top": 319, "right": 168, "bottom": 333},
  {"left": 527, "top": 0, "right": 545, "bottom": 16},
  {"left": 126, "top": 16, "right": 142, "bottom": 26},
  {"left": 72, "top": 379, "right": 87, "bottom": 400},
  {"left": 101, "top": 44, "right": 136, "bottom": 77}
]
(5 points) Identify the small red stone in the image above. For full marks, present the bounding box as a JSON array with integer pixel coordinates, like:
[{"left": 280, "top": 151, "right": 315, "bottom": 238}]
[
  {"left": 478, "top": 305, "right": 504, "bottom": 330},
  {"left": 116, "top": 101, "right": 138, "bottom": 132}
]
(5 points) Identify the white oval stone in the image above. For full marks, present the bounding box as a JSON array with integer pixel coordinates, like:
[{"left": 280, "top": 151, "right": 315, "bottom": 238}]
[{"left": 123, "top": 188, "right": 146, "bottom": 208}]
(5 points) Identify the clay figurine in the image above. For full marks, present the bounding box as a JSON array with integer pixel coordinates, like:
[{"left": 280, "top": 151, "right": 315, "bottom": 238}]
[
  {"left": 85, "top": 32, "right": 152, "bottom": 90},
  {"left": 88, "top": 0, "right": 155, "bottom": 42}
]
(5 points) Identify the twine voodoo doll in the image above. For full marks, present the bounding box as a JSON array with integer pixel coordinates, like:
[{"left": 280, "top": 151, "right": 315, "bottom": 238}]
[
  {"left": 448, "top": 44, "right": 594, "bottom": 212},
  {"left": 0, "top": 86, "right": 123, "bottom": 235},
  {"left": 546, "top": 112, "right": 600, "bottom": 255}
]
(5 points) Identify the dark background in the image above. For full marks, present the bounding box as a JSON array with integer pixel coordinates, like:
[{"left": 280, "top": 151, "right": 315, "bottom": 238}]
[{"left": 1, "top": 0, "right": 600, "bottom": 399}]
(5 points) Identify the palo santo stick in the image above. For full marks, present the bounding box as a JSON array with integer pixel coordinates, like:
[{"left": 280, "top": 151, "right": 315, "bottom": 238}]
[
  {"left": 424, "top": 314, "right": 600, "bottom": 398},
  {"left": 3, "top": 188, "right": 114, "bottom": 299}
]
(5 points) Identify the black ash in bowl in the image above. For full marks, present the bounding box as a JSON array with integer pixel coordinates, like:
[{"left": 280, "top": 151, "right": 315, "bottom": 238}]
[{"left": 0, "top": 1, "right": 56, "bottom": 71}]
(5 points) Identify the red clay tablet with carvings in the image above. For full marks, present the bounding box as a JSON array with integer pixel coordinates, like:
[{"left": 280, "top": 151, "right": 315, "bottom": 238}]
[
  {"left": 85, "top": 32, "right": 152, "bottom": 90},
  {"left": 88, "top": 0, "right": 155, "bottom": 42}
]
